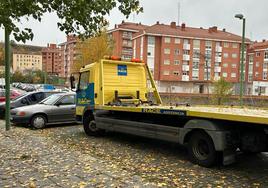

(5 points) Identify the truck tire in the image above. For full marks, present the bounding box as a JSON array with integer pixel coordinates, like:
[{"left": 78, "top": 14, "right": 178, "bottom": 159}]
[
  {"left": 187, "top": 131, "right": 217, "bottom": 167},
  {"left": 83, "top": 115, "right": 103, "bottom": 136}
]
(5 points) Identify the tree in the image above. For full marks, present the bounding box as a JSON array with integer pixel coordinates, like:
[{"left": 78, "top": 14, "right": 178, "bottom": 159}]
[
  {"left": 11, "top": 70, "right": 24, "bottom": 82},
  {"left": 212, "top": 77, "right": 233, "bottom": 105},
  {"left": 72, "top": 31, "right": 114, "bottom": 73},
  {"left": 0, "top": 0, "right": 142, "bottom": 42},
  {"left": 0, "top": 43, "right": 4, "bottom": 66}
]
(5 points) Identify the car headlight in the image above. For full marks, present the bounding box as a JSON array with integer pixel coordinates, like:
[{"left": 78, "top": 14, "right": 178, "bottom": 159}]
[{"left": 17, "top": 111, "right": 26, "bottom": 116}]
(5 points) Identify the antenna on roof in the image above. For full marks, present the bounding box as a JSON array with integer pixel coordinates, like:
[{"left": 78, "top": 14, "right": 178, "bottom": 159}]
[{"left": 178, "top": 1, "right": 181, "bottom": 25}]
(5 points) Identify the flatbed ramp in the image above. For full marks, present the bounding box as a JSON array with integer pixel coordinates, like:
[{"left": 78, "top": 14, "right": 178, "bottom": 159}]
[{"left": 96, "top": 105, "right": 268, "bottom": 125}]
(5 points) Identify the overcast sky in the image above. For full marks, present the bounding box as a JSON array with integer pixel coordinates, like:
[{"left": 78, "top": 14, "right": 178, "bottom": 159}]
[{"left": 1, "top": 0, "right": 267, "bottom": 46}]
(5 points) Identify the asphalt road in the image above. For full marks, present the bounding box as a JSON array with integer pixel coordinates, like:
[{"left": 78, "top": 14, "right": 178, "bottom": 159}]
[{"left": 1, "top": 122, "right": 268, "bottom": 187}]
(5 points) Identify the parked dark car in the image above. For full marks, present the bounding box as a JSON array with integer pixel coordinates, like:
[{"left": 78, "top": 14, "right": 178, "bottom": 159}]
[
  {"left": 11, "top": 93, "right": 76, "bottom": 129},
  {"left": 0, "top": 91, "right": 62, "bottom": 118}
]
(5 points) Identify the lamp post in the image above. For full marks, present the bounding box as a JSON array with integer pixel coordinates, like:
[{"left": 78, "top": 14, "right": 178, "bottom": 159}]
[
  {"left": 235, "top": 13, "right": 246, "bottom": 106},
  {"left": 4, "top": 28, "right": 11, "bottom": 131}
]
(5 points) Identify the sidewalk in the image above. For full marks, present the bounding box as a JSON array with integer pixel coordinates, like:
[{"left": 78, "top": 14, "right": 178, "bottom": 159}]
[{"left": 0, "top": 121, "right": 155, "bottom": 188}]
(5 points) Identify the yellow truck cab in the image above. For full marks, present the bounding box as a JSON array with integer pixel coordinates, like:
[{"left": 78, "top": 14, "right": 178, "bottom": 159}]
[{"left": 71, "top": 56, "right": 268, "bottom": 167}]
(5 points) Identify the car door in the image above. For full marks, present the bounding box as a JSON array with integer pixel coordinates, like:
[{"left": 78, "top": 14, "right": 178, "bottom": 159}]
[{"left": 55, "top": 95, "right": 76, "bottom": 122}]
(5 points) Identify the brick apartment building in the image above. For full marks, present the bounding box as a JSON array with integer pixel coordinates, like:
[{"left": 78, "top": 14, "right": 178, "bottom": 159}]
[
  {"left": 247, "top": 40, "right": 268, "bottom": 95},
  {"left": 108, "top": 21, "right": 148, "bottom": 60},
  {"left": 41, "top": 44, "right": 64, "bottom": 77},
  {"left": 58, "top": 35, "right": 78, "bottom": 78},
  {"left": 131, "top": 22, "right": 251, "bottom": 94}
]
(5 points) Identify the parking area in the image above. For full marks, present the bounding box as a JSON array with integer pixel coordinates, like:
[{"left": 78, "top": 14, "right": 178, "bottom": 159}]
[{"left": 1, "top": 121, "right": 268, "bottom": 187}]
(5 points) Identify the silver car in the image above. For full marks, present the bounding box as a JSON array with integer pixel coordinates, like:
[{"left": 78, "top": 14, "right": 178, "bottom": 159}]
[{"left": 11, "top": 93, "right": 76, "bottom": 129}]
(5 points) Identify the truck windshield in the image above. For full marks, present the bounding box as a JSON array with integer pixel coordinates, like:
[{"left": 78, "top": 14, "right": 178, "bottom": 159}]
[{"left": 78, "top": 72, "right": 89, "bottom": 90}]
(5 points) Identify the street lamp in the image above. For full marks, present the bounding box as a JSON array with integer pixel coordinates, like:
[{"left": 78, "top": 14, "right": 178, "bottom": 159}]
[{"left": 235, "top": 13, "right": 246, "bottom": 106}]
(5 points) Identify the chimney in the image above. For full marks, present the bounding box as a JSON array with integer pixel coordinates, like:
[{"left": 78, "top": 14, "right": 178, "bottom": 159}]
[
  {"left": 208, "top": 26, "right": 217, "bottom": 33},
  {"left": 170, "top": 22, "right": 176, "bottom": 29},
  {"left": 222, "top": 28, "right": 226, "bottom": 32},
  {"left": 212, "top": 26, "right": 217, "bottom": 32},
  {"left": 114, "top": 24, "right": 117, "bottom": 29},
  {"left": 122, "top": 20, "right": 125, "bottom": 24},
  {"left": 181, "top": 23, "right": 186, "bottom": 31},
  {"left": 156, "top": 21, "right": 160, "bottom": 25},
  {"left": 263, "top": 39, "right": 266, "bottom": 42}
]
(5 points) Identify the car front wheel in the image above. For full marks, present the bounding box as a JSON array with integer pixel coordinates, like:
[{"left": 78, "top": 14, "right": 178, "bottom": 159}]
[{"left": 31, "top": 115, "right": 47, "bottom": 129}]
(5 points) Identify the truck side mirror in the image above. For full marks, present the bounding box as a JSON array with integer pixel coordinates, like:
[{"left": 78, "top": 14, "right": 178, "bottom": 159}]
[{"left": 70, "top": 75, "right": 76, "bottom": 90}]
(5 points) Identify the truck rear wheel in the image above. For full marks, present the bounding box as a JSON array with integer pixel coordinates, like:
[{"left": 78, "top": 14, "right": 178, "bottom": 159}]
[
  {"left": 187, "top": 131, "right": 217, "bottom": 167},
  {"left": 83, "top": 115, "right": 104, "bottom": 136}
]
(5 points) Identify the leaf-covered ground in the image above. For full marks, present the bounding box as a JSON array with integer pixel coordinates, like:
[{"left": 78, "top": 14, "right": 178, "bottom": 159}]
[{"left": 0, "top": 121, "right": 267, "bottom": 187}]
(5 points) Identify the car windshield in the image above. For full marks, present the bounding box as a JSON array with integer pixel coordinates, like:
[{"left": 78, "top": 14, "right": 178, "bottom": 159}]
[{"left": 40, "top": 94, "right": 62, "bottom": 105}]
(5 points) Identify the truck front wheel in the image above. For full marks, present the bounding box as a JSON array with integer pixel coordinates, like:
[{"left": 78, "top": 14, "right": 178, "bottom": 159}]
[
  {"left": 83, "top": 115, "right": 104, "bottom": 136},
  {"left": 187, "top": 131, "right": 218, "bottom": 167}
]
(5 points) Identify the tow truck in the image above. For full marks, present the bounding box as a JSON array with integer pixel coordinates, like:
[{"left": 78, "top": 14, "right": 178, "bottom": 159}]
[{"left": 70, "top": 56, "right": 268, "bottom": 167}]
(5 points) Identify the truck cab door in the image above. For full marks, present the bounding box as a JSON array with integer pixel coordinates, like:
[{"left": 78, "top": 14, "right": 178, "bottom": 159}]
[{"left": 76, "top": 71, "right": 95, "bottom": 109}]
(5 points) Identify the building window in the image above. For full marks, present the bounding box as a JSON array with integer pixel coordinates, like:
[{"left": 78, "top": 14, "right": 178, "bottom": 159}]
[
  {"left": 174, "top": 60, "right": 180, "bottom": 65},
  {"left": 173, "top": 71, "right": 180, "bottom": 76},
  {"left": 256, "top": 52, "right": 261, "bottom": 57},
  {"left": 231, "top": 63, "right": 237, "bottom": 68},
  {"left": 223, "top": 53, "right": 229, "bottom": 58},
  {"left": 193, "top": 49, "right": 200, "bottom": 59},
  {"left": 164, "top": 37, "right": 171, "bottom": 43},
  {"left": 175, "top": 38, "right": 180, "bottom": 44},
  {"left": 192, "top": 70, "right": 199, "bottom": 80},
  {"left": 193, "top": 61, "right": 199, "bottom": 69},
  {"left": 224, "top": 42, "right": 229, "bottom": 48},
  {"left": 205, "top": 41, "right": 212, "bottom": 50},
  {"left": 256, "top": 62, "right": 260, "bottom": 67},
  {"left": 232, "top": 53, "right": 237, "bottom": 58},
  {"left": 164, "top": 59, "right": 170, "bottom": 65},
  {"left": 193, "top": 40, "right": 200, "bottom": 49},
  {"left": 223, "top": 63, "right": 228, "bottom": 68},
  {"left": 265, "top": 51, "right": 268, "bottom": 59},
  {"left": 164, "top": 48, "right": 170, "bottom": 55},
  {"left": 255, "top": 72, "right": 259, "bottom": 77},
  {"left": 163, "top": 70, "right": 170, "bottom": 75},
  {"left": 232, "top": 43, "right": 238, "bottom": 48},
  {"left": 231, "top": 73, "right": 236, "bottom": 78},
  {"left": 148, "top": 36, "right": 155, "bottom": 45},
  {"left": 222, "top": 72, "right": 228, "bottom": 78},
  {"left": 263, "top": 72, "right": 268, "bottom": 80},
  {"left": 174, "top": 49, "right": 180, "bottom": 55},
  {"left": 183, "top": 50, "right": 189, "bottom": 55},
  {"left": 183, "top": 39, "right": 189, "bottom": 44}
]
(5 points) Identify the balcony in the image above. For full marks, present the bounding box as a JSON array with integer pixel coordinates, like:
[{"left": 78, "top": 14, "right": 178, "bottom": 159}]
[
  {"left": 182, "top": 65, "right": 190, "bottom": 71},
  {"left": 183, "top": 54, "right": 190, "bottom": 61},
  {"left": 215, "top": 46, "right": 222, "bottom": 52},
  {"left": 214, "top": 66, "right": 221, "bottom": 73},
  {"left": 183, "top": 44, "right": 190, "bottom": 50},
  {"left": 215, "top": 56, "right": 222, "bottom": 62},
  {"left": 182, "top": 75, "right": 190, "bottom": 81}
]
